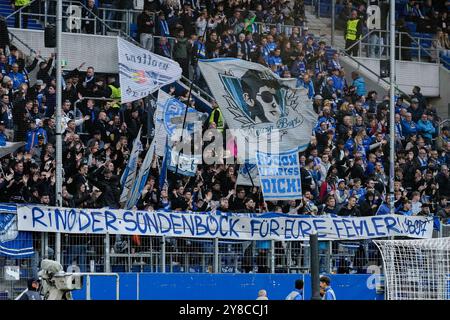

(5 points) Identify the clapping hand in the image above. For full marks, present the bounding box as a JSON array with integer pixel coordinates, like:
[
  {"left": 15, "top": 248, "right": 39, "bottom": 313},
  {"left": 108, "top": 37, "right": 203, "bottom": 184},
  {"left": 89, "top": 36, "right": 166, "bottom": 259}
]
[{"left": 5, "top": 172, "right": 14, "bottom": 182}]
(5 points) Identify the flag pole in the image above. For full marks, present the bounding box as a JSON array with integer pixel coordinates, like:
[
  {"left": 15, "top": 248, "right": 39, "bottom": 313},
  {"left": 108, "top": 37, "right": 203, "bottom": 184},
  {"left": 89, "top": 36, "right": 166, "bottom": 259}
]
[
  {"left": 175, "top": 22, "right": 210, "bottom": 174},
  {"left": 389, "top": 0, "right": 396, "bottom": 218},
  {"left": 244, "top": 163, "right": 255, "bottom": 188},
  {"left": 55, "top": 0, "right": 63, "bottom": 264}
]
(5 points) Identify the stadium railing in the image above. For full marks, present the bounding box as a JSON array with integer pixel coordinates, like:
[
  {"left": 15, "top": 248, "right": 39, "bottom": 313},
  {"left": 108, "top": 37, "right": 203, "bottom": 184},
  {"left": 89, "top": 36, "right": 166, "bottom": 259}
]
[
  {"left": 337, "top": 48, "right": 410, "bottom": 99},
  {"left": 7, "top": 0, "right": 151, "bottom": 38},
  {"left": 344, "top": 29, "right": 442, "bottom": 64}
]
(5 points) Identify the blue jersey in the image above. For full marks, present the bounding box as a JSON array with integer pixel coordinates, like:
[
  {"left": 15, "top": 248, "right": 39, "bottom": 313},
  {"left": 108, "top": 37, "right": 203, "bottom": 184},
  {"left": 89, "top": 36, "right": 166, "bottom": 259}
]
[
  {"left": 286, "top": 289, "right": 303, "bottom": 300},
  {"left": 266, "top": 42, "right": 277, "bottom": 52},
  {"left": 268, "top": 55, "right": 283, "bottom": 67},
  {"left": 8, "top": 71, "right": 26, "bottom": 90},
  {"left": 322, "top": 287, "right": 336, "bottom": 300},
  {"left": 376, "top": 203, "right": 390, "bottom": 215},
  {"left": 293, "top": 289, "right": 303, "bottom": 300}
]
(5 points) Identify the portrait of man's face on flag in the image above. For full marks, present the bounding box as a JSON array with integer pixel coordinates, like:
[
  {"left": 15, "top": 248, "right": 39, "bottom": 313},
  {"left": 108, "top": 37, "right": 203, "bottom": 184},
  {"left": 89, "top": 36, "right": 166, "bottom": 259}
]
[{"left": 220, "top": 69, "right": 285, "bottom": 125}]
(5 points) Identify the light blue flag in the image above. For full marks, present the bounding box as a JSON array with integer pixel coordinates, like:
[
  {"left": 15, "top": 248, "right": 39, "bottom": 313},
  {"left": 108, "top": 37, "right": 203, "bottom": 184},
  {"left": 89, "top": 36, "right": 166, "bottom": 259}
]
[
  {"left": 0, "top": 204, "right": 34, "bottom": 258},
  {"left": 125, "top": 140, "right": 156, "bottom": 209},
  {"left": 120, "top": 127, "right": 143, "bottom": 204}
]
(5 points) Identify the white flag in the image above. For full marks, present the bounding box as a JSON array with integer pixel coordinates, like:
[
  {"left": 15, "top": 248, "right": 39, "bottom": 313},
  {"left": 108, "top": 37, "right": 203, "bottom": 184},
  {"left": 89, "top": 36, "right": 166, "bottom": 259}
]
[
  {"left": 120, "top": 127, "right": 143, "bottom": 204},
  {"left": 236, "top": 163, "right": 260, "bottom": 187},
  {"left": 125, "top": 140, "right": 156, "bottom": 210},
  {"left": 154, "top": 89, "right": 205, "bottom": 156},
  {"left": 198, "top": 58, "right": 317, "bottom": 163},
  {"left": 118, "top": 37, "right": 182, "bottom": 104},
  {"left": 0, "top": 142, "right": 26, "bottom": 159}
]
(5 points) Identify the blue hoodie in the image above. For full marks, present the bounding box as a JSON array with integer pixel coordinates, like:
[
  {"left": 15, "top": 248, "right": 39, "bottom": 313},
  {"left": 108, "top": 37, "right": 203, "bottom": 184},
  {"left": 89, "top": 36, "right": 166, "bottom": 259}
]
[
  {"left": 352, "top": 76, "right": 366, "bottom": 97},
  {"left": 416, "top": 120, "right": 436, "bottom": 140}
]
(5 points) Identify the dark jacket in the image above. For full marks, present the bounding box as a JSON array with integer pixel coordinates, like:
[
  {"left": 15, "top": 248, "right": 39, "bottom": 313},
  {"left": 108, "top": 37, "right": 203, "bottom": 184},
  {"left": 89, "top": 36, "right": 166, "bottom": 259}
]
[
  {"left": 137, "top": 11, "right": 154, "bottom": 36},
  {"left": 338, "top": 205, "right": 361, "bottom": 217},
  {"left": 36, "top": 58, "right": 54, "bottom": 85},
  {"left": 0, "top": 17, "right": 10, "bottom": 49}
]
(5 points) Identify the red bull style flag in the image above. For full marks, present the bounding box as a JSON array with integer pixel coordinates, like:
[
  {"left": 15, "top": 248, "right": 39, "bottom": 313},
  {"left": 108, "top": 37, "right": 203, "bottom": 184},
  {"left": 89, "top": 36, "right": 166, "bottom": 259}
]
[
  {"left": 118, "top": 37, "right": 182, "bottom": 103},
  {"left": 198, "top": 58, "right": 317, "bottom": 163}
]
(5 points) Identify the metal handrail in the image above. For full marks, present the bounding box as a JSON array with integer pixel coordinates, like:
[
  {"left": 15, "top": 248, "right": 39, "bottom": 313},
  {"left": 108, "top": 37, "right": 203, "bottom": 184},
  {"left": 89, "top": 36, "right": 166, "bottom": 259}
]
[
  {"left": 404, "top": 32, "right": 436, "bottom": 61},
  {"left": 344, "top": 29, "right": 377, "bottom": 53},
  {"left": 8, "top": 31, "right": 37, "bottom": 56},
  {"left": 52, "top": 0, "right": 122, "bottom": 34},
  {"left": 5, "top": 0, "right": 38, "bottom": 20},
  {"left": 338, "top": 48, "right": 410, "bottom": 99},
  {"left": 13, "top": 0, "right": 125, "bottom": 36},
  {"left": 345, "top": 29, "right": 441, "bottom": 63},
  {"left": 441, "top": 57, "right": 450, "bottom": 69},
  {"left": 438, "top": 119, "right": 450, "bottom": 136},
  {"left": 178, "top": 75, "right": 214, "bottom": 104}
]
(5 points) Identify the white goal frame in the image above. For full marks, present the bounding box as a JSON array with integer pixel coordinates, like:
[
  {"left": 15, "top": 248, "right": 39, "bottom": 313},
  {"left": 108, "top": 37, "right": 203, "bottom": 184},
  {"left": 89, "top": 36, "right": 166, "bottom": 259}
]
[{"left": 374, "top": 237, "right": 450, "bottom": 300}]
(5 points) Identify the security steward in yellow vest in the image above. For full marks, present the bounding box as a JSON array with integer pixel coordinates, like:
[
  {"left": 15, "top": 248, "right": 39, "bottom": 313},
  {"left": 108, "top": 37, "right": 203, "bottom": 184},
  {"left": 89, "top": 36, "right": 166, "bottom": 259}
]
[
  {"left": 345, "top": 10, "right": 363, "bottom": 57},
  {"left": 209, "top": 100, "right": 224, "bottom": 133},
  {"left": 11, "top": 0, "right": 31, "bottom": 28},
  {"left": 105, "top": 76, "right": 121, "bottom": 109}
]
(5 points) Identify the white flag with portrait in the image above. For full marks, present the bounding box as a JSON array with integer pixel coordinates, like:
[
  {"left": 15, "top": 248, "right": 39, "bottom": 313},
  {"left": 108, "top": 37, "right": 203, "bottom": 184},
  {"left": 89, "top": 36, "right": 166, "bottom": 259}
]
[{"left": 198, "top": 58, "right": 317, "bottom": 163}]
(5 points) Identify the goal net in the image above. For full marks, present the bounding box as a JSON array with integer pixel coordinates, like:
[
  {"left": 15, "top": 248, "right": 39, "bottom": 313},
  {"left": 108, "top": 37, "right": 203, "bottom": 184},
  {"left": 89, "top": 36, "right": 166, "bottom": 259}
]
[{"left": 373, "top": 237, "right": 450, "bottom": 300}]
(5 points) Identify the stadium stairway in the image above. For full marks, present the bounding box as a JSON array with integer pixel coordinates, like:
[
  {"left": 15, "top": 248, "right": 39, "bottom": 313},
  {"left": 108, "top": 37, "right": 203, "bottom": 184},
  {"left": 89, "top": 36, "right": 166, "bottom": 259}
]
[
  {"left": 303, "top": 3, "right": 448, "bottom": 118},
  {"left": 302, "top": 2, "right": 392, "bottom": 96},
  {"left": 0, "top": 0, "right": 42, "bottom": 30},
  {"left": 303, "top": 0, "right": 346, "bottom": 49}
]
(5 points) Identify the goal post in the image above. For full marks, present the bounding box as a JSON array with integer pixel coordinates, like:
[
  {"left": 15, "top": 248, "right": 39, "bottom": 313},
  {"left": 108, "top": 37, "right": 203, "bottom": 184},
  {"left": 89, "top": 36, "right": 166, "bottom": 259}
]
[{"left": 374, "top": 238, "right": 450, "bottom": 300}]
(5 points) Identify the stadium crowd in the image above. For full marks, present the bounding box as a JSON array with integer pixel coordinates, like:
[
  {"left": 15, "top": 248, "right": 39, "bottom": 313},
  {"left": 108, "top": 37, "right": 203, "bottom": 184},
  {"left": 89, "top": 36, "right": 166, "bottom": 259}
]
[{"left": 0, "top": 0, "right": 449, "bottom": 224}]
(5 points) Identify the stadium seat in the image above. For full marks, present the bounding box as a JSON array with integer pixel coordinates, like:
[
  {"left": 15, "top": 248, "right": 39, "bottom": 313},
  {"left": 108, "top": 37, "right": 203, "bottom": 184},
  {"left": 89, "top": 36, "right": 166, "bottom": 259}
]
[
  {"left": 319, "top": 4, "right": 331, "bottom": 18},
  {"left": 169, "top": 265, "right": 181, "bottom": 272},
  {"left": 0, "top": 291, "right": 8, "bottom": 300},
  {"left": 129, "top": 23, "right": 138, "bottom": 41},
  {"left": 131, "top": 265, "right": 141, "bottom": 272},
  {"left": 335, "top": 4, "right": 344, "bottom": 15},
  {"left": 111, "top": 265, "right": 126, "bottom": 272},
  {"left": 142, "top": 265, "right": 153, "bottom": 272},
  {"left": 405, "top": 22, "right": 417, "bottom": 33}
]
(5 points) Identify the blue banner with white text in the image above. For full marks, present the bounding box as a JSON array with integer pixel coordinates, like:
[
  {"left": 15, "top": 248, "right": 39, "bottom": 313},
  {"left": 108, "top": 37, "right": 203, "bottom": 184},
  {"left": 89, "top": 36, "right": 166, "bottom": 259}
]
[{"left": 256, "top": 148, "right": 302, "bottom": 200}]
